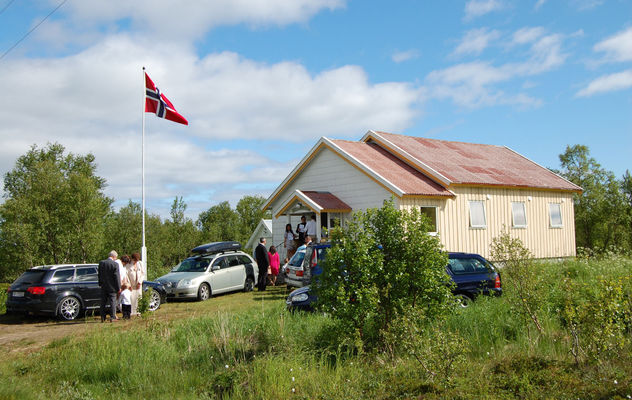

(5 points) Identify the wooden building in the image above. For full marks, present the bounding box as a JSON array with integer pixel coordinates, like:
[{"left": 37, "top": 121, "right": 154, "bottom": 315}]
[{"left": 262, "top": 131, "right": 581, "bottom": 260}]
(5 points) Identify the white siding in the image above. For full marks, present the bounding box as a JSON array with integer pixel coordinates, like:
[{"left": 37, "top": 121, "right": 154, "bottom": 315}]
[
  {"left": 269, "top": 147, "right": 392, "bottom": 251},
  {"left": 401, "top": 188, "right": 577, "bottom": 260}
]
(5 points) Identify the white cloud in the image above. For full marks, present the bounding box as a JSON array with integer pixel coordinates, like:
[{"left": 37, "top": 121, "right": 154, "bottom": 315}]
[
  {"left": 570, "top": 0, "right": 604, "bottom": 11},
  {"left": 576, "top": 69, "right": 632, "bottom": 97},
  {"left": 511, "top": 27, "right": 545, "bottom": 45},
  {"left": 427, "top": 29, "right": 566, "bottom": 108},
  {"left": 392, "top": 49, "right": 420, "bottom": 63},
  {"left": 534, "top": 0, "right": 547, "bottom": 10},
  {"left": 464, "top": 0, "right": 504, "bottom": 21},
  {"left": 0, "top": 35, "right": 422, "bottom": 217},
  {"left": 593, "top": 27, "right": 632, "bottom": 63},
  {"left": 453, "top": 28, "right": 500, "bottom": 56},
  {"left": 50, "top": 0, "right": 345, "bottom": 42}
]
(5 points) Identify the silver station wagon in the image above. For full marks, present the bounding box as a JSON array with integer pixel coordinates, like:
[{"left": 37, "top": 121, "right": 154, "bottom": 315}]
[{"left": 156, "top": 241, "right": 258, "bottom": 301}]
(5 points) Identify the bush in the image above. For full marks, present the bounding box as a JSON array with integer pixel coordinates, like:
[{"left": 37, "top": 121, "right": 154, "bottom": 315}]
[
  {"left": 490, "top": 229, "right": 544, "bottom": 341},
  {"left": 314, "top": 199, "right": 452, "bottom": 350}
]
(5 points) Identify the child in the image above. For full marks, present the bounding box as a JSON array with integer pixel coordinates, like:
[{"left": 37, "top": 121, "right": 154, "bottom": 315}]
[{"left": 120, "top": 283, "right": 132, "bottom": 319}]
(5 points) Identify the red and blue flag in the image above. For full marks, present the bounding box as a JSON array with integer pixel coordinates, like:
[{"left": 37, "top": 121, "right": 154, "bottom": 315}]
[{"left": 145, "top": 72, "right": 188, "bottom": 125}]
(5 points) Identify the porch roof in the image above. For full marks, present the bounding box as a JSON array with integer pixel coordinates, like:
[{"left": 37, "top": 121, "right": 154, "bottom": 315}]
[{"left": 275, "top": 190, "right": 352, "bottom": 218}]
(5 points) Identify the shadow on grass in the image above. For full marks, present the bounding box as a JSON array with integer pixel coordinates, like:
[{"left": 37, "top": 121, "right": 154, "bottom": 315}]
[{"left": 252, "top": 285, "right": 290, "bottom": 302}]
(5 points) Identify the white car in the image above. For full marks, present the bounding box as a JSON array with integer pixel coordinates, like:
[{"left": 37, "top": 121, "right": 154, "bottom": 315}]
[
  {"left": 156, "top": 242, "right": 258, "bottom": 301},
  {"left": 284, "top": 245, "right": 307, "bottom": 288}
]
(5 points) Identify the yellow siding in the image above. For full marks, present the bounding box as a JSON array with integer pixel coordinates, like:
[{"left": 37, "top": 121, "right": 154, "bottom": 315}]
[{"left": 401, "top": 187, "right": 576, "bottom": 260}]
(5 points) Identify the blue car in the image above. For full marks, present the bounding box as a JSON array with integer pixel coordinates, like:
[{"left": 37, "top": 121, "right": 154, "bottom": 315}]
[{"left": 286, "top": 252, "right": 501, "bottom": 310}]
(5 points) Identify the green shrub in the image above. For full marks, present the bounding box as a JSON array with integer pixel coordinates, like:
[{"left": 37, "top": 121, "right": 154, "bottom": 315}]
[
  {"left": 490, "top": 229, "right": 544, "bottom": 341},
  {"left": 314, "top": 199, "right": 452, "bottom": 350}
]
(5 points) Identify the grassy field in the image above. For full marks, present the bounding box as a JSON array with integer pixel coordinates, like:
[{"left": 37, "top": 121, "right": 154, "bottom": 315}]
[{"left": 0, "top": 257, "right": 631, "bottom": 399}]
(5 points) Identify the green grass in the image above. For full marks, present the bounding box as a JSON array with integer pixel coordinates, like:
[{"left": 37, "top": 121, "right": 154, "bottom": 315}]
[{"left": 0, "top": 259, "right": 631, "bottom": 399}]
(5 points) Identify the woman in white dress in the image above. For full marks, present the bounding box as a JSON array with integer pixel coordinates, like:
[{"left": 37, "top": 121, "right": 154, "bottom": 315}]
[
  {"left": 126, "top": 253, "right": 145, "bottom": 316},
  {"left": 284, "top": 223, "right": 296, "bottom": 261}
]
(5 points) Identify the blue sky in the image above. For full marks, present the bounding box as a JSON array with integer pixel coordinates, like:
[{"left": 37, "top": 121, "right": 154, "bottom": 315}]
[{"left": 0, "top": 0, "right": 630, "bottom": 219}]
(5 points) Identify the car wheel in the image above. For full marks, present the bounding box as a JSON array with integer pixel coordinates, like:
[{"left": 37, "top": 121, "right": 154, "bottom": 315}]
[
  {"left": 197, "top": 283, "right": 211, "bottom": 301},
  {"left": 57, "top": 296, "right": 81, "bottom": 320},
  {"left": 454, "top": 293, "right": 473, "bottom": 308},
  {"left": 243, "top": 277, "right": 254, "bottom": 292},
  {"left": 148, "top": 289, "right": 161, "bottom": 311}
]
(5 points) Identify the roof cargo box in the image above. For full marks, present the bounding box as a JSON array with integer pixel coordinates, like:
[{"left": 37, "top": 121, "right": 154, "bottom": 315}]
[{"left": 191, "top": 241, "right": 241, "bottom": 255}]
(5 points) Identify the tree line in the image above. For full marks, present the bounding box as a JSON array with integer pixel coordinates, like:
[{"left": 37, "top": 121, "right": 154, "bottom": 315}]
[
  {"left": 0, "top": 143, "right": 269, "bottom": 281},
  {"left": 0, "top": 142, "right": 630, "bottom": 281}
]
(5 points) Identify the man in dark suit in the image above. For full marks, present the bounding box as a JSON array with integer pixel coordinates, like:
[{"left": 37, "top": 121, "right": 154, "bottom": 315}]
[
  {"left": 255, "top": 237, "right": 269, "bottom": 291},
  {"left": 98, "top": 250, "right": 121, "bottom": 322}
]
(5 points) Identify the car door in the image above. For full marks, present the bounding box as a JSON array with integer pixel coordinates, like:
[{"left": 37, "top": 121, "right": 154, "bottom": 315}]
[
  {"left": 50, "top": 268, "right": 76, "bottom": 305},
  {"left": 225, "top": 255, "right": 246, "bottom": 291},
  {"left": 74, "top": 265, "right": 100, "bottom": 308},
  {"left": 209, "top": 256, "right": 231, "bottom": 294}
]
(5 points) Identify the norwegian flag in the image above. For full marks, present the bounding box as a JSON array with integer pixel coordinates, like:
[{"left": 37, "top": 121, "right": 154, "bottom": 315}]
[{"left": 145, "top": 72, "right": 188, "bottom": 125}]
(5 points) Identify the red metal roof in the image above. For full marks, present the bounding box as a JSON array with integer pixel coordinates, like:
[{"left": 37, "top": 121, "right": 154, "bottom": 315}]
[
  {"left": 370, "top": 131, "right": 582, "bottom": 191},
  {"left": 300, "top": 191, "right": 352, "bottom": 211},
  {"left": 331, "top": 140, "right": 455, "bottom": 196}
]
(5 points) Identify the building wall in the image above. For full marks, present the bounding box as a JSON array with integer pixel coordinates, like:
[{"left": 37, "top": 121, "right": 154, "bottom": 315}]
[
  {"left": 400, "top": 187, "right": 576, "bottom": 259},
  {"left": 269, "top": 147, "right": 392, "bottom": 252}
]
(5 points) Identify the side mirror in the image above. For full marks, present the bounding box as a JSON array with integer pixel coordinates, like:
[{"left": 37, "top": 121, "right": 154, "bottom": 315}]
[
  {"left": 211, "top": 265, "right": 220, "bottom": 272},
  {"left": 171, "top": 266, "right": 178, "bottom": 272}
]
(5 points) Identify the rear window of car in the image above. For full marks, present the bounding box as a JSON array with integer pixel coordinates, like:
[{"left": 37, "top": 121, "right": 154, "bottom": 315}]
[
  {"left": 448, "top": 258, "right": 492, "bottom": 275},
  {"left": 288, "top": 250, "right": 305, "bottom": 267},
  {"left": 75, "top": 267, "right": 98, "bottom": 282},
  {"left": 13, "top": 270, "right": 48, "bottom": 285},
  {"left": 51, "top": 269, "right": 75, "bottom": 283},
  {"left": 238, "top": 255, "right": 252, "bottom": 265}
]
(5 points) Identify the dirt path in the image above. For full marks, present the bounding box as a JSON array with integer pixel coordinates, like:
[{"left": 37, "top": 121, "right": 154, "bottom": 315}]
[{"left": 0, "top": 286, "right": 289, "bottom": 357}]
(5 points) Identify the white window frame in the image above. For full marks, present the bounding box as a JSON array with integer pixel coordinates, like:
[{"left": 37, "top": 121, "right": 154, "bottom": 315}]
[
  {"left": 549, "top": 203, "right": 563, "bottom": 228},
  {"left": 511, "top": 202, "right": 527, "bottom": 228},
  {"left": 469, "top": 200, "right": 487, "bottom": 229},
  {"left": 419, "top": 206, "right": 438, "bottom": 235}
]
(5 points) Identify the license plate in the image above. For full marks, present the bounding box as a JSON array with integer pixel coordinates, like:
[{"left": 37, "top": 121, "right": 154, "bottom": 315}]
[{"left": 12, "top": 291, "right": 24, "bottom": 297}]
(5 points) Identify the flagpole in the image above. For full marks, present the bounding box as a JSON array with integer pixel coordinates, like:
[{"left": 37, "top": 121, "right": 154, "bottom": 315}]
[{"left": 141, "top": 67, "right": 147, "bottom": 274}]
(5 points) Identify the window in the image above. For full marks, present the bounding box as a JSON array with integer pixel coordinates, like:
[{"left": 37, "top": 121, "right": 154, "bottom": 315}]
[
  {"left": 447, "top": 258, "right": 493, "bottom": 275},
  {"left": 420, "top": 206, "right": 437, "bottom": 233},
  {"left": 75, "top": 267, "right": 98, "bottom": 282},
  {"left": 239, "top": 255, "right": 253, "bottom": 265},
  {"left": 227, "top": 255, "right": 241, "bottom": 267},
  {"left": 469, "top": 201, "right": 487, "bottom": 228},
  {"left": 50, "top": 269, "right": 74, "bottom": 283},
  {"left": 549, "top": 203, "right": 563, "bottom": 228},
  {"left": 511, "top": 202, "right": 527, "bottom": 228},
  {"left": 212, "top": 257, "right": 228, "bottom": 270}
]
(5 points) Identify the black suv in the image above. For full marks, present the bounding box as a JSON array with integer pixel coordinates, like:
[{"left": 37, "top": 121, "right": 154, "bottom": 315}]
[
  {"left": 5, "top": 264, "right": 166, "bottom": 320},
  {"left": 286, "top": 251, "right": 501, "bottom": 310}
]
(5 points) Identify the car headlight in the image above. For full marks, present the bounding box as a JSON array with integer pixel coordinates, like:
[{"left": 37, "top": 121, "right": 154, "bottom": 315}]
[
  {"left": 292, "top": 293, "right": 309, "bottom": 302},
  {"left": 177, "top": 279, "right": 193, "bottom": 288}
]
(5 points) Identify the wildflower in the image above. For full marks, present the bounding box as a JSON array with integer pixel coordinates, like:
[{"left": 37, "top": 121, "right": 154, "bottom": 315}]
[
  {"left": 292, "top": 377, "right": 295, "bottom": 382},
  {"left": 614, "top": 380, "right": 618, "bottom": 384},
  {"left": 292, "top": 388, "right": 295, "bottom": 393},
  {"left": 225, "top": 365, "right": 229, "bottom": 369}
]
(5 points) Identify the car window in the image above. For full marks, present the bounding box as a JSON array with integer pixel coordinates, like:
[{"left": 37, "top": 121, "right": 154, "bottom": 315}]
[
  {"left": 13, "top": 270, "right": 48, "bottom": 285},
  {"left": 51, "top": 269, "right": 75, "bottom": 283},
  {"left": 75, "top": 267, "right": 98, "bottom": 282},
  {"left": 226, "top": 255, "right": 241, "bottom": 268},
  {"left": 238, "top": 255, "right": 252, "bottom": 265},
  {"left": 176, "top": 257, "right": 211, "bottom": 272},
  {"left": 448, "top": 258, "right": 492, "bottom": 275},
  {"left": 289, "top": 250, "right": 305, "bottom": 267},
  {"left": 212, "top": 257, "right": 228, "bottom": 270}
]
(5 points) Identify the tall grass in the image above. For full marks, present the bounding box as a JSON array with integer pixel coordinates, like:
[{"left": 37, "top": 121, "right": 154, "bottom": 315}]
[{"left": 0, "top": 258, "right": 630, "bottom": 399}]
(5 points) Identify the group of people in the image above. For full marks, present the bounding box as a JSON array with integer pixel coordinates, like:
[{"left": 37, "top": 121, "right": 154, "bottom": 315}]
[
  {"left": 97, "top": 250, "right": 145, "bottom": 322},
  {"left": 284, "top": 215, "right": 317, "bottom": 260},
  {"left": 254, "top": 238, "right": 280, "bottom": 291},
  {"left": 255, "top": 215, "right": 319, "bottom": 291}
]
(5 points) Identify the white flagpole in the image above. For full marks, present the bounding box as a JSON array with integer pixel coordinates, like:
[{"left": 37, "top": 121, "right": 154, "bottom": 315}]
[{"left": 141, "top": 67, "right": 147, "bottom": 273}]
